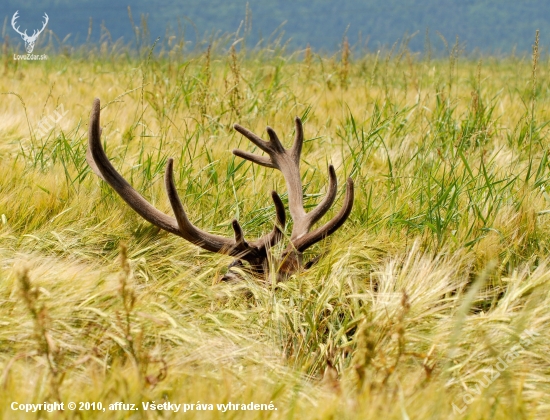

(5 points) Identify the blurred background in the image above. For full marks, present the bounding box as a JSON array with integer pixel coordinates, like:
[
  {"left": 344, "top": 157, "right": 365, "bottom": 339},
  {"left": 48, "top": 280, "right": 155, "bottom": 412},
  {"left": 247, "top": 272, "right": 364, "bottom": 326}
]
[{"left": 0, "top": 0, "right": 548, "bottom": 54}]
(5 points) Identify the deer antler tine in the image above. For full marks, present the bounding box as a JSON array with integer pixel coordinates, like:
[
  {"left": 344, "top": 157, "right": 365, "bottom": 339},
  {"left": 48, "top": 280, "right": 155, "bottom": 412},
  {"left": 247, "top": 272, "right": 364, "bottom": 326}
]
[
  {"left": 232, "top": 148, "right": 275, "bottom": 168},
  {"left": 245, "top": 191, "right": 286, "bottom": 252},
  {"left": 303, "top": 165, "right": 338, "bottom": 229},
  {"left": 271, "top": 190, "right": 286, "bottom": 229},
  {"left": 165, "top": 157, "right": 241, "bottom": 253},
  {"left": 266, "top": 127, "right": 285, "bottom": 152},
  {"left": 231, "top": 219, "right": 247, "bottom": 248},
  {"left": 260, "top": 191, "right": 286, "bottom": 248},
  {"left": 233, "top": 124, "right": 272, "bottom": 153},
  {"left": 293, "top": 177, "right": 354, "bottom": 252},
  {"left": 290, "top": 117, "right": 304, "bottom": 162},
  {"left": 166, "top": 157, "right": 287, "bottom": 261},
  {"left": 164, "top": 157, "right": 195, "bottom": 235}
]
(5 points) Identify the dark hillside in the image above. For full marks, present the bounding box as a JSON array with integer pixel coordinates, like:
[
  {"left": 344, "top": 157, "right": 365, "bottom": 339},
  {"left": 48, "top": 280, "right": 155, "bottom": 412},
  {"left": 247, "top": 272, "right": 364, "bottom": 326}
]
[{"left": 0, "top": 0, "right": 548, "bottom": 53}]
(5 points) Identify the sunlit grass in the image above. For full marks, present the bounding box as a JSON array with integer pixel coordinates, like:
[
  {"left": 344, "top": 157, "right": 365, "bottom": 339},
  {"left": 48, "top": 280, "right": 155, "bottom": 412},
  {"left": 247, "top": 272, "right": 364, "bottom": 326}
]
[{"left": 1, "top": 37, "right": 550, "bottom": 419}]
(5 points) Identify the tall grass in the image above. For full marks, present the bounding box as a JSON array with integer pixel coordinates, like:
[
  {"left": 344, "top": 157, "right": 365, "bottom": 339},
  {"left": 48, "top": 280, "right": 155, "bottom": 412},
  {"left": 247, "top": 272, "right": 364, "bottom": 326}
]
[{"left": 0, "top": 28, "right": 550, "bottom": 419}]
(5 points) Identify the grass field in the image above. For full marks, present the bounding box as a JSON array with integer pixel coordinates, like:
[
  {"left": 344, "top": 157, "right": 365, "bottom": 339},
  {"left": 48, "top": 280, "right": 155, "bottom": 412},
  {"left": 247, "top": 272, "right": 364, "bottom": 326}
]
[{"left": 1, "top": 35, "right": 550, "bottom": 419}]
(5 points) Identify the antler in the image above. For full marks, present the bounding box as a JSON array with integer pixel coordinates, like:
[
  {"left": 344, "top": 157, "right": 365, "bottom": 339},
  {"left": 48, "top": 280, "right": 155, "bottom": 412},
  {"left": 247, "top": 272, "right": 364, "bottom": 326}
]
[
  {"left": 87, "top": 98, "right": 285, "bottom": 274},
  {"left": 31, "top": 13, "right": 49, "bottom": 39},
  {"left": 11, "top": 11, "right": 26, "bottom": 38},
  {"left": 233, "top": 118, "right": 354, "bottom": 270}
]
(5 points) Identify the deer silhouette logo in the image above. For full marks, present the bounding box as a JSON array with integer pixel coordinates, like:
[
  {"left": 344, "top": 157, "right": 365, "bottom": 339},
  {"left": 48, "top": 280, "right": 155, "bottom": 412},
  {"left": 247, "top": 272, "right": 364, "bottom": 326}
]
[{"left": 11, "top": 11, "right": 49, "bottom": 53}]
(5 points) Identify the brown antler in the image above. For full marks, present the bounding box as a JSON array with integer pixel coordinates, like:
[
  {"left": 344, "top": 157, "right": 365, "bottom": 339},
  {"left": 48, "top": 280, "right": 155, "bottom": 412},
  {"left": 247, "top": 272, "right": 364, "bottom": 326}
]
[
  {"left": 233, "top": 117, "right": 354, "bottom": 272},
  {"left": 87, "top": 98, "right": 285, "bottom": 275}
]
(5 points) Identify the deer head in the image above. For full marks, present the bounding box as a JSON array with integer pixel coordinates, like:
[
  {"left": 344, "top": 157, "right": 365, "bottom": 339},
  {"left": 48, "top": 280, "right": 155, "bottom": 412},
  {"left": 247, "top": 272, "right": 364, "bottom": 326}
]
[
  {"left": 87, "top": 98, "right": 353, "bottom": 280},
  {"left": 11, "top": 11, "right": 49, "bottom": 54}
]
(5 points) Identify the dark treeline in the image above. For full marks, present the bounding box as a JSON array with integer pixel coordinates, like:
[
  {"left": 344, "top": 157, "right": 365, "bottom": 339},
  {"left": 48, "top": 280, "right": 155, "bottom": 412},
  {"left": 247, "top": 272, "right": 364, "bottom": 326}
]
[{"left": 0, "top": 0, "right": 548, "bottom": 54}]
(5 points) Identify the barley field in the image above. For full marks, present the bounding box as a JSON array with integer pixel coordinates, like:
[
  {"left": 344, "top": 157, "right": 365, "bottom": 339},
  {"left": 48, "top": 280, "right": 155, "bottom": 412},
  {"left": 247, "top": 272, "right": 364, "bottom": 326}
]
[{"left": 0, "top": 35, "right": 550, "bottom": 419}]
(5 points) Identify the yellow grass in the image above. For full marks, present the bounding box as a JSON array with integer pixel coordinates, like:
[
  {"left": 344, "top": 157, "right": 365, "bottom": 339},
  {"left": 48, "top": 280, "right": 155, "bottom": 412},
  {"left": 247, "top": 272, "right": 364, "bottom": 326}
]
[{"left": 1, "top": 45, "right": 550, "bottom": 419}]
